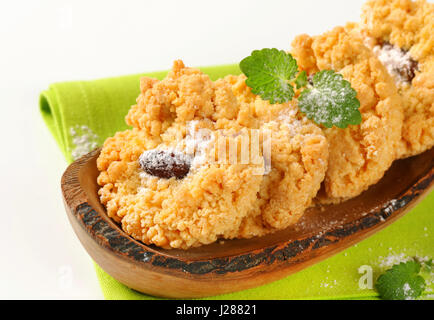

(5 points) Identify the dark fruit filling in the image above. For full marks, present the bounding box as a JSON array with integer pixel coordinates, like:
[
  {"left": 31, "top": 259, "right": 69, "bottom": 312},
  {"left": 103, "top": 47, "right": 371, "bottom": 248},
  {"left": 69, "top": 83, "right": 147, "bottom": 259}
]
[{"left": 139, "top": 149, "right": 191, "bottom": 179}]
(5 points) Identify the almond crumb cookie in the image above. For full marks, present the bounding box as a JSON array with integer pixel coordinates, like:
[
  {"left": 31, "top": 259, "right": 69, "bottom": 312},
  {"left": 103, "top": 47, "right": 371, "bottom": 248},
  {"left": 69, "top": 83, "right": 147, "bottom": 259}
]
[
  {"left": 98, "top": 62, "right": 263, "bottom": 249},
  {"left": 97, "top": 62, "right": 329, "bottom": 249},
  {"left": 291, "top": 24, "right": 404, "bottom": 203},
  {"left": 361, "top": 0, "right": 434, "bottom": 158}
]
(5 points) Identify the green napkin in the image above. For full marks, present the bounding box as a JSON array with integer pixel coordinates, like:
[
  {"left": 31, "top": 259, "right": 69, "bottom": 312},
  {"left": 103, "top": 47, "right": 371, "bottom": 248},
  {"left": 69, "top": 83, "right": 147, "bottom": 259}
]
[{"left": 40, "top": 64, "right": 434, "bottom": 300}]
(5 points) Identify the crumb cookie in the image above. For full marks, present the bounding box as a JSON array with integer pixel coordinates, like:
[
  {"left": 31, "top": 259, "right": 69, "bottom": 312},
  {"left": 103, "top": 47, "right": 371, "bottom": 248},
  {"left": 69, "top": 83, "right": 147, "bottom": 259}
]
[
  {"left": 361, "top": 0, "right": 434, "bottom": 158},
  {"left": 291, "top": 24, "right": 404, "bottom": 203},
  {"left": 97, "top": 62, "right": 329, "bottom": 248},
  {"left": 98, "top": 62, "right": 264, "bottom": 249},
  {"left": 225, "top": 75, "right": 329, "bottom": 237},
  {"left": 97, "top": 126, "right": 264, "bottom": 249}
]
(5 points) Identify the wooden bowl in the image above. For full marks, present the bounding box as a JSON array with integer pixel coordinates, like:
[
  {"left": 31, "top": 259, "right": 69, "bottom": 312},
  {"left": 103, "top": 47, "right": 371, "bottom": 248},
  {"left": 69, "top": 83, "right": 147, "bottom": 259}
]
[{"left": 62, "top": 148, "right": 433, "bottom": 298}]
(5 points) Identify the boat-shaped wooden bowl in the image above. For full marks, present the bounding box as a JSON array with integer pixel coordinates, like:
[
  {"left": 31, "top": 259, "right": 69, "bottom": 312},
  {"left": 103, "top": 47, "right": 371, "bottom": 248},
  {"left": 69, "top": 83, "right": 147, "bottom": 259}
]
[{"left": 62, "top": 148, "right": 433, "bottom": 298}]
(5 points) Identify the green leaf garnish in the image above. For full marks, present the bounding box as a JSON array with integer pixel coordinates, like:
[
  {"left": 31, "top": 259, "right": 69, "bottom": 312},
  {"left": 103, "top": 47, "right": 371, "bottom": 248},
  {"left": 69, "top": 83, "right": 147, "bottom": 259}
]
[
  {"left": 298, "top": 70, "right": 362, "bottom": 129},
  {"left": 240, "top": 49, "right": 363, "bottom": 129},
  {"left": 239, "top": 48, "right": 299, "bottom": 104},
  {"left": 295, "top": 71, "right": 307, "bottom": 89},
  {"left": 375, "top": 261, "right": 426, "bottom": 300},
  {"left": 423, "top": 259, "right": 432, "bottom": 272}
]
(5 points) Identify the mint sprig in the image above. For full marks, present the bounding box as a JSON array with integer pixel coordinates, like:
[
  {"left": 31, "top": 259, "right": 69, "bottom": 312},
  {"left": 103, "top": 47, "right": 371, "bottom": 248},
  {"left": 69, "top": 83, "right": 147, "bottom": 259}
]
[
  {"left": 239, "top": 48, "right": 362, "bottom": 129},
  {"left": 375, "top": 261, "right": 426, "bottom": 300},
  {"left": 424, "top": 259, "right": 433, "bottom": 272},
  {"left": 239, "top": 48, "right": 300, "bottom": 104},
  {"left": 295, "top": 70, "right": 307, "bottom": 89}
]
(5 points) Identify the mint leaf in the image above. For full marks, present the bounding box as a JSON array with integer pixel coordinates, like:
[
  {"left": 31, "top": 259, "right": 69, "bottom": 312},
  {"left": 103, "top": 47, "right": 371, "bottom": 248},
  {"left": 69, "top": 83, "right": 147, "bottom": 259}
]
[
  {"left": 295, "top": 71, "right": 307, "bottom": 89},
  {"left": 298, "top": 70, "right": 362, "bottom": 129},
  {"left": 239, "top": 49, "right": 363, "bottom": 129},
  {"left": 375, "top": 261, "right": 426, "bottom": 300},
  {"left": 239, "top": 48, "right": 298, "bottom": 104},
  {"left": 423, "top": 259, "right": 433, "bottom": 272}
]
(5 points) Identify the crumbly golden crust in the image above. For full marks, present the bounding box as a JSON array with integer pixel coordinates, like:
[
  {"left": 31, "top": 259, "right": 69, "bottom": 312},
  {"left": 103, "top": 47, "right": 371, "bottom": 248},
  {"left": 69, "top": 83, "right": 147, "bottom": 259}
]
[
  {"left": 97, "top": 62, "right": 328, "bottom": 248},
  {"left": 98, "top": 128, "right": 264, "bottom": 249},
  {"left": 291, "top": 24, "right": 404, "bottom": 203},
  {"left": 225, "top": 75, "right": 328, "bottom": 237},
  {"left": 361, "top": 0, "right": 434, "bottom": 158},
  {"left": 125, "top": 60, "right": 239, "bottom": 138}
]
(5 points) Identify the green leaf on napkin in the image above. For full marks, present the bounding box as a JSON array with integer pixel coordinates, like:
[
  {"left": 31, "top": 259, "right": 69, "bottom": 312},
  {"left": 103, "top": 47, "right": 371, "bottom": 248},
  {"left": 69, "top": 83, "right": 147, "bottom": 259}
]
[{"left": 375, "top": 261, "right": 426, "bottom": 300}]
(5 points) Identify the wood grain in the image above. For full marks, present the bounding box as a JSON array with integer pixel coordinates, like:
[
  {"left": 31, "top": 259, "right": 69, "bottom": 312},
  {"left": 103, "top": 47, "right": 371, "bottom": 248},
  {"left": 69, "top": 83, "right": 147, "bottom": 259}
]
[{"left": 61, "top": 147, "right": 434, "bottom": 298}]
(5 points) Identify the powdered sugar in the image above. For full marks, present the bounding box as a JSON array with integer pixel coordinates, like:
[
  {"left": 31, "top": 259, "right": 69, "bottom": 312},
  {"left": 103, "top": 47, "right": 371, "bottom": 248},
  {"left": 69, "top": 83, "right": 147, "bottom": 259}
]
[
  {"left": 276, "top": 108, "right": 302, "bottom": 135},
  {"left": 137, "top": 121, "right": 214, "bottom": 184},
  {"left": 403, "top": 283, "right": 414, "bottom": 300},
  {"left": 300, "top": 86, "right": 349, "bottom": 126},
  {"left": 69, "top": 125, "right": 99, "bottom": 160},
  {"left": 183, "top": 120, "right": 215, "bottom": 169},
  {"left": 378, "top": 253, "right": 413, "bottom": 270},
  {"left": 373, "top": 43, "right": 417, "bottom": 84},
  {"left": 262, "top": 108, "right": 302, "bottom": 138}
]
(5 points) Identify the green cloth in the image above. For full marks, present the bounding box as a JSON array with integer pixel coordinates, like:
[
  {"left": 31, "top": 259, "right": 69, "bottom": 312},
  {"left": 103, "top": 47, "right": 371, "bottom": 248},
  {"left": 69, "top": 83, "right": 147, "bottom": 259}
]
[{"left": 40, "top": 64, "right": 434, "bottom": 300}]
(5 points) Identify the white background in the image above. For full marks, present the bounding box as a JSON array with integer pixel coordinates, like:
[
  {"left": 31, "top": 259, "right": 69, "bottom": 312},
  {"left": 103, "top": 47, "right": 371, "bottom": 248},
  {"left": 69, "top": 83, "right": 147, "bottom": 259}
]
[{"left": 0, "top": 0, "right": 381, "bottom": 299}]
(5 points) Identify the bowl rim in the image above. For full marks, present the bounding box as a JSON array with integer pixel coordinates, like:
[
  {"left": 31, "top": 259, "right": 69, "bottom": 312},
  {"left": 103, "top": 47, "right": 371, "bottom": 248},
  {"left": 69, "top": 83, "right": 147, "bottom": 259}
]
[{"left": 61, "top": 148, "right": 434, "bottom": 280}]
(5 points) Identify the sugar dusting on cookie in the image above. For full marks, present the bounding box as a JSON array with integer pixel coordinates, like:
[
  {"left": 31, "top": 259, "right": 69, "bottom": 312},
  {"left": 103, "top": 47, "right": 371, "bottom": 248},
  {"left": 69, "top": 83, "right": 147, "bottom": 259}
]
[
  {"left": 373, "top": 42, "right": 418, "bottom": 84},
  {"left": 69, "top": 125, "right": 99, "bottom": 160},
  {"left": 276, "top": 108, "right": 302, "bottom": 135},
  {"left": 183, "top": 120, "right": 215, "bottom": 169},
  {"left": 137, "top": 121, "right": 214, "bottom": 186}
]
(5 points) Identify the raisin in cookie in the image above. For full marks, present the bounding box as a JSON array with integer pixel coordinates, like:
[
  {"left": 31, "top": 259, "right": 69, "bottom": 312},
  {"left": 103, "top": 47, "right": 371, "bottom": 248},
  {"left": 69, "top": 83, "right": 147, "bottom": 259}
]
[
  {"left": 291, "top": 24, "right": 404, "bottom": 203},
  {"left": 361, "top": 0, "right": 434, "bottom": 158}
]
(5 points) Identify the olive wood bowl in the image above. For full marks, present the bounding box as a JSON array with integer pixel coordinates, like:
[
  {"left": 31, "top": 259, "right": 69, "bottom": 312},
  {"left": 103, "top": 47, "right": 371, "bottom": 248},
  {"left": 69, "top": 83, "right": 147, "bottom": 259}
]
[{"left": 61, "top": 148, "right": 433, "bottom": 298}]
